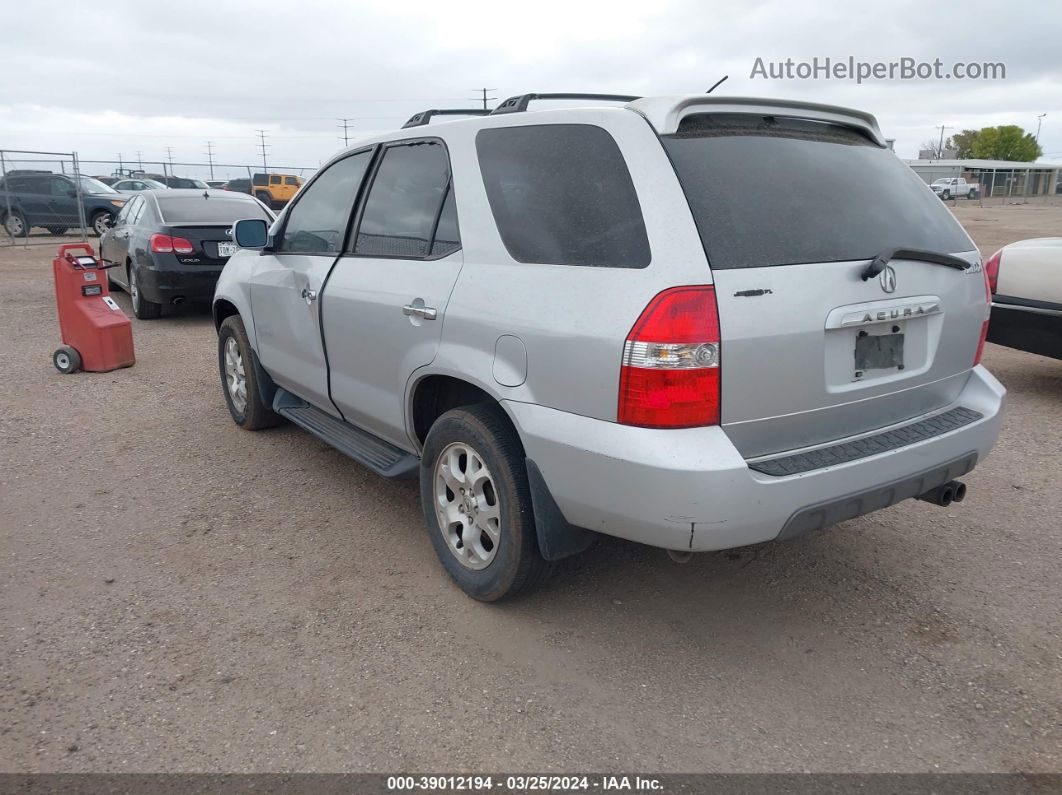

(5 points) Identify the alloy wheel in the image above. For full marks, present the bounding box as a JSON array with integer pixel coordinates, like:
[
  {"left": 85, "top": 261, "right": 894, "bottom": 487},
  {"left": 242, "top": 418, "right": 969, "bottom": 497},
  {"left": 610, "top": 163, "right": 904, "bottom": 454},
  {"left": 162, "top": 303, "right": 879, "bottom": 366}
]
[
  {"left": 224, "top": 336, "right": 248, "bottom": 413},
  {"left": 433, "top": 442, "right": 501, "bottom": 570}
]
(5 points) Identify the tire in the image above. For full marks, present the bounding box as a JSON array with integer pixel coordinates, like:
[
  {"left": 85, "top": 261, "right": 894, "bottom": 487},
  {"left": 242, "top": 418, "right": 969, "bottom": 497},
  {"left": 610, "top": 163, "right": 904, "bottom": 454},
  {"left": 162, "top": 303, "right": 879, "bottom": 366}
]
[
  {"left": 91, "top": 211, "right": 112, "bottom": 237},
  {"left": 53, "top": 346, "right": 81, "bottom": 374},
  {"left": 420, "top": 405, "right": 550, "bottom": 601},
  {"left": 217, "top": 315, "right": 280, "bottom": 430},
  {"left": 3, "top": 210, "right": 28, "bottom": 238},
  {"left": 942, "top": 190, "right": 951, "bottom": 200},
  {"left": 129, "top": 264, "right": 162, "bottom": 320},
  {"left": 47, "top": 226, "right": 68, "bottom": 236},
  {"left": 255, "top": 191, "right": 272, "bottom": 209}
]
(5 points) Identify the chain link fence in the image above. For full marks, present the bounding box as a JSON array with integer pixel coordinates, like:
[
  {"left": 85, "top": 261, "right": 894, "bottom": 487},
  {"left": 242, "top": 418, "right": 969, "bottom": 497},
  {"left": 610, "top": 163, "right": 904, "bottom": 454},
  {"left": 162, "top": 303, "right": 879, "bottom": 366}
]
[
  {"left": 1, "top": 151, "right": 318, "bottom": 247},
  {"left": 1, "top": 150, "right": 93, "bottom": 246}
]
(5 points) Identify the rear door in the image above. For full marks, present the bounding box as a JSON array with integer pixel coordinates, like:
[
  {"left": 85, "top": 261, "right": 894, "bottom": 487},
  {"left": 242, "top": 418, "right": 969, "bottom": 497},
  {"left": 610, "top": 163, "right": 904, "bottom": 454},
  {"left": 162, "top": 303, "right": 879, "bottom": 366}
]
[
  {"left": 248, "top": 150, "right": 374, "bottom": 413},
  {"left": 661, "top": 113, "right": 986, "bottom": 458},
  {"left": 323, "top": 139, "right": 463, "bottom": 447}
]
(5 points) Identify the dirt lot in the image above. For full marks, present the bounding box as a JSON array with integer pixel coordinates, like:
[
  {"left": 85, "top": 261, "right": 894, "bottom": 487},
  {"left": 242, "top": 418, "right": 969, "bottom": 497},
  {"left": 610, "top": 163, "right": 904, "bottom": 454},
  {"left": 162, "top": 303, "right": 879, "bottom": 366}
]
[{"left": 1, "top": 203, "right": 1059, "bottom": 774}]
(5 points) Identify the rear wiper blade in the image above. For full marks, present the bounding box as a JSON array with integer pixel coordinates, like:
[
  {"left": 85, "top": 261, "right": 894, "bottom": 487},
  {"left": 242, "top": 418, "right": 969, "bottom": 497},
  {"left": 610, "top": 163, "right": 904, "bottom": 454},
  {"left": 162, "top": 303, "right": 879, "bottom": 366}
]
[{"left": 861, "top": 247, "right": 971, "bottom": 281}]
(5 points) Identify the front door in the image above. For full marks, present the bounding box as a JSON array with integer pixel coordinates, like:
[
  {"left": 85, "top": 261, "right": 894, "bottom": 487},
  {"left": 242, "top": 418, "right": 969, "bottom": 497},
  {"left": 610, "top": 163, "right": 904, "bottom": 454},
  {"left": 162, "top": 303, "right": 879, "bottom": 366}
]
[
  {"left": 249, "top": 149, "right": 374, "bottom": 414},
  {"left": 324, "top": 140, "right": 463, "bottom": 447}
]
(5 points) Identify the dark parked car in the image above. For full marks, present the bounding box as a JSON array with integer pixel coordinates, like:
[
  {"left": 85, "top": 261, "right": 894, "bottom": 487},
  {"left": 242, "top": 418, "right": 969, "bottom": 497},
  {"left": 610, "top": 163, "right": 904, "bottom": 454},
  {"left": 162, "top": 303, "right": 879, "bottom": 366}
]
[
  {"left": 99, "top": 189, "right": 273, "bottom": 319},
  {"left": 222, "top": 178, "right": 253, "bottom": 195},
  {"left": 0, "top": 172, "right": 129, "bottom": 237},
  {"left": 139, "top": 173, "right": 210, "bottom": 189}
]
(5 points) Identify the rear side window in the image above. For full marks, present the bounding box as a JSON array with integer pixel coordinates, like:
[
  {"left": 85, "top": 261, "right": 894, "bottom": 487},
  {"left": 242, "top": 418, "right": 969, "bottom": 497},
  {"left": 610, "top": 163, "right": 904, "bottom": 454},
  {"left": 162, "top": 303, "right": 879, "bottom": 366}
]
[
  {"left": 662, "top": 114, "right": 972, "bottom": 269},
  {"left": 279, "top": 151, "right": 372, "bottom": 254},
  {"left": 353, "top": 141, "right": 455, "bottom": 259},
  {"left": 285, "top": 176, "right": 299, "bottom": 186},
  {"left": 476, "top": 124, "right": 650, "bottom": 268}
]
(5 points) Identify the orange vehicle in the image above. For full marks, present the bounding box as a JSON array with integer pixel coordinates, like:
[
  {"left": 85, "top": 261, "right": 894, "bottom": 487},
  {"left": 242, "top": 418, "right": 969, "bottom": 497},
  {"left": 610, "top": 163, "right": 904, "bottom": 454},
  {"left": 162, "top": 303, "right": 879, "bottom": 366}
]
[{"left": 251, "top": 173, "right": 304, "bottom": 208}]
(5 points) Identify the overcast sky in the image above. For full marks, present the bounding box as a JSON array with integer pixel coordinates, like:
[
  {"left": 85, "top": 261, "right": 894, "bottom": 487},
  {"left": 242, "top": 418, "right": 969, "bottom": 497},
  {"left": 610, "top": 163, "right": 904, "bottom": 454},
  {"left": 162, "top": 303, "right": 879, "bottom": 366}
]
[{"left": 2, "top": 0, "right": 1059, "bottom": 179}]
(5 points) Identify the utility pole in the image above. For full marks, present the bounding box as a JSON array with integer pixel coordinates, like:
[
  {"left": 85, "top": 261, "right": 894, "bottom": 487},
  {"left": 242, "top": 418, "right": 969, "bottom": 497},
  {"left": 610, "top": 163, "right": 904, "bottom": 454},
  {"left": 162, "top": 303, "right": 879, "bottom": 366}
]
[
  {"left": 936, "top": 124, "right": 952, "bottom": 158},
  {"left": 204, "top": 141, "right": 216, "bottom": 180},
  {"left": 1036, "top": 113, "right": 1047, "bottom": 144},
  {"left": 165, "top": 147, "right": 175, "bottom": 176},
  {"left": 256, "top": 130, "right": 270, "bottom": 174},
  {"left": 471, "top": 87, "right": 497, "bottom": 110},
  {"left": 117, "top": 152, "right": 123, "bottom": 176},
  {"left": 136, "top": 151, "right": 143, "bottom": 171},
  {"left": 337, "top": 118, "right": 354, "bottom": 147}
]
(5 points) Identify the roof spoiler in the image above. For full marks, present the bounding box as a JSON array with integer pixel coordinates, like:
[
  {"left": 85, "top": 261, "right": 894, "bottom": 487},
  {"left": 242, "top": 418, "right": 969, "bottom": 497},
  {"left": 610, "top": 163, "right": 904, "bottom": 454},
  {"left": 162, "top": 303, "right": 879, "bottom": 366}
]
[
  {"left": 402, "top": 109, "right": 492, "bottom": 129},
  {"left": 627, "top": 95, "right": 886, "bottom": 146},
  {"left": 490, "top": 93, "right": 641, "bottom": 115}
]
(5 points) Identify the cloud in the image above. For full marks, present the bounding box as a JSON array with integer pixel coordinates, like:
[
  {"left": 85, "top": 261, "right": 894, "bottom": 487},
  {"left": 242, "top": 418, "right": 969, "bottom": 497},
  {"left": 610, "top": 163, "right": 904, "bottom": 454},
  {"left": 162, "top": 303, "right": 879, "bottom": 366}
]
[{"left": 1, "top": 0, "right": 1058, "bottom": 172}]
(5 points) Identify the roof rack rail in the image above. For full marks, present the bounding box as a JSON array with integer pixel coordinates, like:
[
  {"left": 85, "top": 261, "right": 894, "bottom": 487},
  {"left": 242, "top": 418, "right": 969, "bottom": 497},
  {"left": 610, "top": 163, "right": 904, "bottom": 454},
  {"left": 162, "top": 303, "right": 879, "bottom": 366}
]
[
  {"left": 490, "top": 93, "right": 641, "bottom": 115},
  {"left": 402, "top": 108, "right": 492, "bottom": 129}
]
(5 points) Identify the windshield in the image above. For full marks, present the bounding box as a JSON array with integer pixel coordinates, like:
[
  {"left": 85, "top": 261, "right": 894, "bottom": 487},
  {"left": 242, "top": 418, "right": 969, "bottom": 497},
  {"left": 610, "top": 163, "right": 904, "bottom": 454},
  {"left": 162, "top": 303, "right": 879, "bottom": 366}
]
[
  {"left": 79, "top": 176, "right": 117, "bottom": 194},
  {"left": 157, "top": 196, "right": 273, "bottom": 223},
  {"left": 661, "top": 114, "right": 972, "bottom": 269}
]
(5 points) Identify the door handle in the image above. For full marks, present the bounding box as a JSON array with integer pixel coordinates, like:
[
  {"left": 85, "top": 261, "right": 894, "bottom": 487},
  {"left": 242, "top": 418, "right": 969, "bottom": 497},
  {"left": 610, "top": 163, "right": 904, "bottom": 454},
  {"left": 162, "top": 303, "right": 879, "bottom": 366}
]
[
  {"left": 402, "top": 303, "right": 437, "bottom": 320},
  {"left": 301, "top": 287, "right": 317, "bottom": 303}
]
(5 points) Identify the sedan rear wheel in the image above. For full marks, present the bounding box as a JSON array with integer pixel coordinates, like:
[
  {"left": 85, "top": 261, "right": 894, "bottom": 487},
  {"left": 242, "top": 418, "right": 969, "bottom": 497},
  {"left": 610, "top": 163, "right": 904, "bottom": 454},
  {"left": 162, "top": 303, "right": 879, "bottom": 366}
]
[{"left": 129, "top": 265, "right": 161, "bottom": 320}]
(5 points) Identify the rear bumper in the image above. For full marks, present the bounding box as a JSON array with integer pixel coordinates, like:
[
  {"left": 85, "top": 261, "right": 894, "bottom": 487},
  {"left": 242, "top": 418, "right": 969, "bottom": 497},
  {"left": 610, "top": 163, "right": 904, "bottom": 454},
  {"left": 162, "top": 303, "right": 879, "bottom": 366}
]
[
  {"left": 139, "top": 256, "right": 224, "bottom": 304},
  {"left": 505, "top": 365, "right": 1005, "bottom": 552},
  {"left": 988, "top": 301, "right": 1062, "bottom": 360}
]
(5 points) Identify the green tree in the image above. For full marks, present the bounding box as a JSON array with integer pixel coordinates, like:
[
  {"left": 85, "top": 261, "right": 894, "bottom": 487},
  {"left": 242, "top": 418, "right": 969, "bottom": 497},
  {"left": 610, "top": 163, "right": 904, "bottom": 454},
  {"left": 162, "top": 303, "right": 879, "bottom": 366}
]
[
  {"left": 951, "top": 129, "right": 980, "bottom": 159},
  {"left": 970, "top": 125, "right": 1042, "bottom": 161}
]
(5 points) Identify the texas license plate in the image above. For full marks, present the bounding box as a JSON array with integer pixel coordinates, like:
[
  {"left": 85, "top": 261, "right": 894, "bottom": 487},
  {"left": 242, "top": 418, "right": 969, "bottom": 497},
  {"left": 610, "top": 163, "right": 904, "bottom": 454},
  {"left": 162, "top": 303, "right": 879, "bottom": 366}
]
[
  {"left": 855, "top": 331, "right": 904, "bottom": 372},
  {"left": 217, "top": 242, "right": 237, "bottom": 257}
]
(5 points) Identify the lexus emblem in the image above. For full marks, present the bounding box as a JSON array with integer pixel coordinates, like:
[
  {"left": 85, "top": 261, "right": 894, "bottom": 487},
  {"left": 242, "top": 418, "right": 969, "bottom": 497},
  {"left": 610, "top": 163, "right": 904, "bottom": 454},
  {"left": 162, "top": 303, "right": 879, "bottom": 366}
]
[{"left": 879, "top": 265, "right": 897, "bottom": 293}]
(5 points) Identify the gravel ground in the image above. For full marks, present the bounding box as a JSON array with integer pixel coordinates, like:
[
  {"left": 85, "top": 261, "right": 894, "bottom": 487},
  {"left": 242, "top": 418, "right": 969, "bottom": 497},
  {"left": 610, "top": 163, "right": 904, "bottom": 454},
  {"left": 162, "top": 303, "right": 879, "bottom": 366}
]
[{"left": 0, "top": 203, "right": 1059, "bottom": 773}]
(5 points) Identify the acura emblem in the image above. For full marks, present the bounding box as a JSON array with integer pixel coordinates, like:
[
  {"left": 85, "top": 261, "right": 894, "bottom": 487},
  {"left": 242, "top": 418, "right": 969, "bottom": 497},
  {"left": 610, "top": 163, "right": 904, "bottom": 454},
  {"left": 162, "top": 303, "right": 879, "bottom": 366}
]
[{"left": 879, "top": 265, "right": 897, "bottom": 293}]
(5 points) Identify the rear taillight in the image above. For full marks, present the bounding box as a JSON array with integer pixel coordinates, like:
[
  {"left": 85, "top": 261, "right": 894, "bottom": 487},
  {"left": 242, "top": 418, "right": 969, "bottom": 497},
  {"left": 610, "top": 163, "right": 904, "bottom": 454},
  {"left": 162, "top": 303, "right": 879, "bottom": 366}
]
[
  {"left": 150, "top": 234, "right": 193, "bottom": 254},
  {"left": 984, "top": 248, "right": 1002, "bottom": 296},
  {"left": 618, "top": 286, "right": 721, "bottom": 428},
  {"left": 974, "top": 250, "right": 1000, "bottom": 365},
  {"left": 149, "top": 233, "right": 172, "bottom": 253}
]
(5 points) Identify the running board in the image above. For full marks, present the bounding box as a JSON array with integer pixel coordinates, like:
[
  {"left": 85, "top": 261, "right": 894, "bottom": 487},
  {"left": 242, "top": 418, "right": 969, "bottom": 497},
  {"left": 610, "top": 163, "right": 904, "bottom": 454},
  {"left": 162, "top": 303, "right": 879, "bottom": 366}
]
[{"left": 273, "top": 390, "right": 418, "bottom": 479}]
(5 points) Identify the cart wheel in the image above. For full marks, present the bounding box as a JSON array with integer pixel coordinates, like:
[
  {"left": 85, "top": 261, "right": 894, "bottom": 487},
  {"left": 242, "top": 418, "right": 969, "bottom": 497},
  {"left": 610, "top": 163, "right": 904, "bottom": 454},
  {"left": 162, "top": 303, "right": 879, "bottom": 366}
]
[{"left": 53, "top": 346, "right": 81, "bottom": 374}]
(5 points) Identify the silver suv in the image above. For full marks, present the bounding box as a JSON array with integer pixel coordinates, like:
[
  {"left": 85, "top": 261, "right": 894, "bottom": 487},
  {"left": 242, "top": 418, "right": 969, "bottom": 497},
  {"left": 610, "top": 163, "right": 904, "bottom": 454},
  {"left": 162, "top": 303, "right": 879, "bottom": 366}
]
[{"left": 213, "top": 93, "right": 1005, "bottom": 601}]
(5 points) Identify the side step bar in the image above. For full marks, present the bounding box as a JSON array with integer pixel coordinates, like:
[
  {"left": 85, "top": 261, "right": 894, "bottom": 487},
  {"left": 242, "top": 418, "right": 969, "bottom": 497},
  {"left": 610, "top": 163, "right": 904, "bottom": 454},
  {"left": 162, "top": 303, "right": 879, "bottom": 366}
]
[{"left": 273, "top": 389, "right": 418, "bottom": 479}]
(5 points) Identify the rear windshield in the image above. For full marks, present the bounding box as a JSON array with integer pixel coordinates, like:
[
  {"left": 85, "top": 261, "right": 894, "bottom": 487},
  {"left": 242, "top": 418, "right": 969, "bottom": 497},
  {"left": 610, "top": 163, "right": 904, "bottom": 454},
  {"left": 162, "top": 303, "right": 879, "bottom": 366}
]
[
  {"left": 157, "top": 196, "right": 272, "bottom": 223},
  {"left": 662, "top": 114, "right": 972, "bottom": 269}
]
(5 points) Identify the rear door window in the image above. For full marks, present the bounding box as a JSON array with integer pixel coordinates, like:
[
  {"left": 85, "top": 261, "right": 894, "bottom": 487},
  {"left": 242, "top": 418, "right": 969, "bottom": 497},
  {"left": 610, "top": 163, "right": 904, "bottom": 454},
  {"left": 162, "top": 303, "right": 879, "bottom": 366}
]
[
  {"left": 278, "top": 150, "right": 372, "bottom": 254},
  {"left": 661, "top": 114, "right": 972, "bottom": 269},
  {"left": 353, "top": 141, "right": 455, "bottom": 259},
  {"left": 475, "top": 124, "right": 650, "bottom": 268}
]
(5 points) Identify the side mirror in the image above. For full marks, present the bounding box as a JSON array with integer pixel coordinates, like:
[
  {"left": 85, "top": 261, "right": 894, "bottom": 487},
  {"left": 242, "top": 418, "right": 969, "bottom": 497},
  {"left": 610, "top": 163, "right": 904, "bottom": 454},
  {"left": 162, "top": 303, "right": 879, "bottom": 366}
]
[{"left": 233, "top": 218, "right": 268, "bottom": 249}]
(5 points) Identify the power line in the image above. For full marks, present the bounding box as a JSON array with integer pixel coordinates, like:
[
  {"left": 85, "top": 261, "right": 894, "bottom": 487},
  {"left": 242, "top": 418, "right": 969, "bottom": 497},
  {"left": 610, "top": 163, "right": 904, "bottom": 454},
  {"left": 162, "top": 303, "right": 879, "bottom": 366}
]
[
  {"left": 471, "top": 87, "right": 497, "bottom": 111},
  {"left": 337, "top": 118, "right": 355, "bottom": 147},
  {"left": 204, "top": 141, "right": 216, "bottom": 180},
  {"left": 256, "top": 129, "right": 270, "bottom": 174}
]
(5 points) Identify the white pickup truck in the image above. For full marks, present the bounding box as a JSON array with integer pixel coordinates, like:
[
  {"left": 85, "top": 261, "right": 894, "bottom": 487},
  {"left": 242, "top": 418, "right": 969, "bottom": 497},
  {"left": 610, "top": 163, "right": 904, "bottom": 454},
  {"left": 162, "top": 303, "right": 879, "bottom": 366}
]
[{"left": 930, "top": 177, "right": 979, "bottom": 200}]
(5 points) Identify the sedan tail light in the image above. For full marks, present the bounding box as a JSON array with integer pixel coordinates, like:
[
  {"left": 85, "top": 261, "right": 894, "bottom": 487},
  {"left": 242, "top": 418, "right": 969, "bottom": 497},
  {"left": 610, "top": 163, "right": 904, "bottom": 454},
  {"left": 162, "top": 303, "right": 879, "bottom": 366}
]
[
  {"left": 618, "top": 286, "right": 721, "bottom": 428},
  {"left": 150, "top": 234, "right": 194, "bottom": 254}
]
